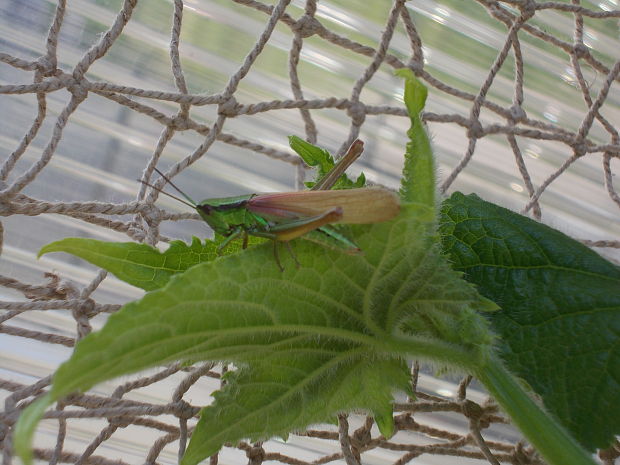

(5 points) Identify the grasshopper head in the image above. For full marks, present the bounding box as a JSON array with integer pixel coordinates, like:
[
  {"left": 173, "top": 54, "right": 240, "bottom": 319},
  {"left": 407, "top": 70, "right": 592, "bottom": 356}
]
[
  {"left": 196, "top": 203, "right": 231, "bottom": 235},
  {"left": 195, "top": 195, "right": 253, "bottom": 236}
]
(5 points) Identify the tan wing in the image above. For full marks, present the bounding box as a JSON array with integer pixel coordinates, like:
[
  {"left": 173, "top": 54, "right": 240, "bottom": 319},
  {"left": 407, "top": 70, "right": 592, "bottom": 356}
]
[{"left": 248, "top": 188, "right": 400, "bottom": 224}]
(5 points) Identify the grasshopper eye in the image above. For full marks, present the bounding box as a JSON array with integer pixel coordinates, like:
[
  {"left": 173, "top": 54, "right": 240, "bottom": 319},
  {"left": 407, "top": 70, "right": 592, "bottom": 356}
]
[{"left": 197, "top": 204, "right": 213, "bottom": 214}]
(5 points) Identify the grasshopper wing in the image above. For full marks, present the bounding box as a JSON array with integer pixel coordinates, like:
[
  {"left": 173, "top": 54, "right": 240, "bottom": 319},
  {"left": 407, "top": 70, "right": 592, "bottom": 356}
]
[{"left": 248, "top": 188, "right": 400, "bottom": 224}]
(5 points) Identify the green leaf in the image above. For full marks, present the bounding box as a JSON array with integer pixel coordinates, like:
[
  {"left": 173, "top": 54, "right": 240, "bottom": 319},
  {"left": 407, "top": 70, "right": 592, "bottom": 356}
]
[
  {"left": 440, "top": 192, "right": 620, "bottom": 451},
  {"left": 351, "top": 171, "right": 366, "bottom": 188},
  {"left": 182, "top": 353, "right": 407, "bottom": 465},
  {"left": 289, "top": 135, "right": 365, "bottom": 189},
  {"left": 289, "top": 135, "right": 334, "bottom": 172},
  {"left": 13, "top": 393, "right": 53, "bottom": 465},
  {"left": 38, "top": 236, "right": 264, "bottom": 291},
  {"left": 395, "top": 68, "right": 434, "bottom": 207},
  {"left": 18, "top": 202, "right": 492, "bottom": 465}
]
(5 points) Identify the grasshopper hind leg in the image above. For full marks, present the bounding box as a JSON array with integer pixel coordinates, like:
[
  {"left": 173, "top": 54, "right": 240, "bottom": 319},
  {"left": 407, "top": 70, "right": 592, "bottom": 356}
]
[
  {"left": 284, "top": 242, "right": 301, "bottom": 269},
  {"left": 272, "top": 241, "right": 301, "bottom": 272},
  {"left": 273, "top": 241, "right": 284, "bottom": 272}
]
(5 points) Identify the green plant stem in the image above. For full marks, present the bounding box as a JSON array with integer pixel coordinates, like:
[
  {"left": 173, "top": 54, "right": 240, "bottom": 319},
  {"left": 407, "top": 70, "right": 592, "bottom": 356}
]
[{"left": 476, "top": 356, "right": 597, "bottom": 465}]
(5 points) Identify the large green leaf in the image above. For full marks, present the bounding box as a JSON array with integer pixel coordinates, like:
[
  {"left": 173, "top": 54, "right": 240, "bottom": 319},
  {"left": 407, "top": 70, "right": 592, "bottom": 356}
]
[
  {"left": 182, "top": 347, "right": 408, "bottom": 465},
  {"left": 16, "top": 201, "right": 493, "bottom": 465},
  {"left": 440, "top": 192, "right": 620, "bottom": 451},
  {"left": 39, "top": 236, "right": 264, "bottom": 291}
]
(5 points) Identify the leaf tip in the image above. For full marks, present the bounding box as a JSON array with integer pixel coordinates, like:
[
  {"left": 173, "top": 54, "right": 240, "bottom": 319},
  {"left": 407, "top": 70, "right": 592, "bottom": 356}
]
[
  {"left": 394, "top": 67, "right": 413, "bottom": 80},
  {"left": 14, "top": 393, "right": 54, "bottom": 465},
  {"left": 37, "top": 242, "right": 58, "bottom": 259},
  {"left": 476, "top": 296, "right": 501, "bottom": 312},
  {"left": 395, "top": 68, "right": 428, "bottom": 117},
  {"left": 374, "top": 409, "right": 396, "bottom": 439}
]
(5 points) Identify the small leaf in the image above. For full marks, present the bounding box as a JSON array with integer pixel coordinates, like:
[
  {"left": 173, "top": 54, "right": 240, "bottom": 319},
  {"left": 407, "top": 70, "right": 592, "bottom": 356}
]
[
  {"left": 38, "top": 236, "right": 264, "bottom": 291},
  {"left": 440, "top": 192, "right": 620, "bottom": 451},
  {"left": 181, "top": 354, "right": 408, "bottom": 464},
  {"left": 289, "top": 135, "right": 333, "bottom": 171},
  {"left": 13, "top": 394, "right": 53, "bottom": 465},
  {"left": 289, "top": 135, "right": 366, "bottom": 189},
  {"left": 395, "top": 68, "right": 434, "bottom": 207},
  {"left": 352, "top": 172, "right": 366, "bottom": 188}
]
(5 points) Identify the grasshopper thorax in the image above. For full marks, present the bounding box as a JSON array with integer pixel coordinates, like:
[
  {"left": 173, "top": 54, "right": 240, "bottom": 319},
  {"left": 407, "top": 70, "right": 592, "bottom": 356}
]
[{"left": 195, "top": 194, "right": 256, "bottom": 236}]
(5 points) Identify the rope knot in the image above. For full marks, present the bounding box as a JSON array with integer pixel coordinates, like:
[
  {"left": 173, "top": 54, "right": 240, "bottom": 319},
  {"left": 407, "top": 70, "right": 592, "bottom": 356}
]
[
  {"left": 108, "top": 418, "right": 131, "bottom": 429},
  {"left": 598, "top": 444, "right": 620, "bottom": 462},
  {"left": 347, "top": 101, "right": 366, "bottom": 126},
  {"left": 461, "top": 399, "right": 483, "bottom": 422},
  {"left": 0, "top": 196, "right": 12, "bottom": 217},
  {"left": 467, "top": 120, "right": 484, "bottom": 139},
  {"left": 246, "top": 445, "right": 265, "bottom": 463},
  {"left": 127, "top": 222, "right": 147, "bottom": 242},
  {"left": 407, "top": 59, "right": 424, "bottom": 75},
  {"left": 573, "top": 43, "right": 589, "bottom": 59},
  {"left": 72, "top": 298, "right": 94, "bottom": 339},
  {"left": 141, "top": 204, "right": 164, "bottom": 226},
  {"left": 513, "top": 442, "right": 536, "bottom": 465},
  {"left": 175, "top": 400, "right": 197, "bottom": 419},
  {"left": 68, "top": 79, "right": 88, "bottom": 101},
  {"left": 508, "top": 104, "right": 527, "bottom": 123},
  {"left": 518, "top": 0, "right": 537, "bottom": 20},
  {"left": 293, "top": 15, "right": 321, "bottom": 38},
  {"left": 35, "top": 56, "right": 57, "bottom": 76},
  {"left": 22, "top": 272, "right": 79, "bottom": 301},
  {"left": 572, "top": 140, "right": 587, "bottom": 157},
  {"left": 218, "top": 96, "right": 240, "bottom": 117},
  {"left": 170, "top": 115, "right": 190, "bottom": 130},
  {"left": 73, "top": 298, "right": 96, "bottom": 319},
  {"left": 351, "top": 426, "right": 371, "bottom": 449}
]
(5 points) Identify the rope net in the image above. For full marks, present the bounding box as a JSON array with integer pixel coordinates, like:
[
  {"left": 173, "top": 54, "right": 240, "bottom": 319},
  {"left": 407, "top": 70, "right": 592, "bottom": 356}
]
[{"left": 1, "top": 0, "right": 619, "bottom": 464}]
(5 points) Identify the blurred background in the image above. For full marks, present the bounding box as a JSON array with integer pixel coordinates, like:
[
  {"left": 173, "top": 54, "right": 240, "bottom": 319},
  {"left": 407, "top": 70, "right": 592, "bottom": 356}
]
[{"left": 1, "top": 1, "right": 618, "bottom": 463}]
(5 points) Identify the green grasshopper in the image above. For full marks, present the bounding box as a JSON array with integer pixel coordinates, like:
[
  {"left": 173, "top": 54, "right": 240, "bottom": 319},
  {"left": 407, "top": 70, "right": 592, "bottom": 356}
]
[{"left": 143, "top": 140, "right": 400, "bottom": 269}]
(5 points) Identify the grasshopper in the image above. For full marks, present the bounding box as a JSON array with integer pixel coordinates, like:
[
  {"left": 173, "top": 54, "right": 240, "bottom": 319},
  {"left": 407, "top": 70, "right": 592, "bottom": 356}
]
[{"left": 143, "top": 140, "right": 399, "bottom": 269}]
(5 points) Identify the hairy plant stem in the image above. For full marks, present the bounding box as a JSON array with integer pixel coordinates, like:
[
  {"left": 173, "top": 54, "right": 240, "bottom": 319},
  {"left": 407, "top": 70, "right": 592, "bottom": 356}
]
[
  {"left": 391, "top": 332, "right": 597, "bottom": 465},
  {"left": 475, "top": 356, "right": 597, "bottom": 465}
]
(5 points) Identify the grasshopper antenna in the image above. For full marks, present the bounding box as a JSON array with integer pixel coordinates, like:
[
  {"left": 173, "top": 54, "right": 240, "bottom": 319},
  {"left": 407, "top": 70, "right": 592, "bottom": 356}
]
[
  {"left": 151, "top": 167, "right": 198, "bottom": 206},
  {"left": 138, "top": 178, "right": 196, "bottom": 209}
]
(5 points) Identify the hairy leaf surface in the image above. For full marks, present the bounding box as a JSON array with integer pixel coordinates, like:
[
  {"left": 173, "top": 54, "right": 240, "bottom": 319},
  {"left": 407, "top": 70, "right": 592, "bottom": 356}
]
[{"left": 17, "top": 201, "right": 491, "bottom": 465}]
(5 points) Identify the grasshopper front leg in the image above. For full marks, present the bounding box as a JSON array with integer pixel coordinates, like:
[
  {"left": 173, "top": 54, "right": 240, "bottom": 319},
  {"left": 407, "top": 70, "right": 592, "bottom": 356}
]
[
  {"left": 249, "top": 208, "right": 342, "bottom": 270},
  {"left": 217, "top": 227, "right": 246, "bottom": 253}
]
